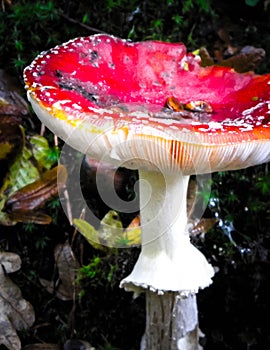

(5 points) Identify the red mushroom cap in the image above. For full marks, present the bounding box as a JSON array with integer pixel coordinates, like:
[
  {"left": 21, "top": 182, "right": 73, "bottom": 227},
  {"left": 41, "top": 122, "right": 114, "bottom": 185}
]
[{"left": 24, "top": 34, "right": 270, "bottom": 174}]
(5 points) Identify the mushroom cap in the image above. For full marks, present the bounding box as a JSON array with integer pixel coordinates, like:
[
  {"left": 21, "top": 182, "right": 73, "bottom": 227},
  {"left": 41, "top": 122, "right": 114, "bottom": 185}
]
[{"left": 24, "top": 34, "right": 270, "bottom": 174}]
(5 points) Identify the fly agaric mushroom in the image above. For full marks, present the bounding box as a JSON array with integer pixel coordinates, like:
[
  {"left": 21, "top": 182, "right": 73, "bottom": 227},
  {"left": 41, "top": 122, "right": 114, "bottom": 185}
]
[{"left": 24, "top": 32, "right": 270, "bottom": 305}]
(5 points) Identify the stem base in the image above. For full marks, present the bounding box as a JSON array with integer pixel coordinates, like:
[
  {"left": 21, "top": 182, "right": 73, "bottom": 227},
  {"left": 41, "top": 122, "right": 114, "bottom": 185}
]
[{"left": 141, "top": 291, "right": 202, "bottom": 350}]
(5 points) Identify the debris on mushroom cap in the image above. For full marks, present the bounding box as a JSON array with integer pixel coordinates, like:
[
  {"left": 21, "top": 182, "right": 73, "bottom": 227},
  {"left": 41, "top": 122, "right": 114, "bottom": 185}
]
[{"left": 24, "top": 34, "right": 270, "bottom": 174}]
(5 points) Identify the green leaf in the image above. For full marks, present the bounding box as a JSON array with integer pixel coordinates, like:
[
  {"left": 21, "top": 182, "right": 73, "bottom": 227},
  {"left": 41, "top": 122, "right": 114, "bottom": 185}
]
[
  {"left": 98, "top": 210, "right": 123, "bottom": 246},
  {"left": 82, "top": 14, "right": 89, "bottom": 24},
  {"left": 79, "top": 257, "right": 101, "bottom": 279},
  {"left": 74, "top": 211, "right": 141, "bottom": 249},
  {"left": 30, "top": 135, "right": 58, "bottom": 169},
  {"left": 255, "top": 175, "right": 270, "bottom": 195},
  {"left": 73, "top": 218, "right": 106, "bottom": 251},
  {"left": 8, "top": 146, "right": 40, "bottom": 196},
  {"left": 245, "top": 0, "right": 260, "bottom": 6}
]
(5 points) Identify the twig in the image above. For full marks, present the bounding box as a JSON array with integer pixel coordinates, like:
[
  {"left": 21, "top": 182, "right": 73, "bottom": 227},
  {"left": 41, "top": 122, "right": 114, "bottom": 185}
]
[
  {"left": 63, "top": 187, "right": 73, "bottom": 225},
  {"left": 59, "top": 12, "right": 109, "bottom": 35},
  {"left": 70, "top": 207, "right": 85, "bottom": 246},
  {"left": 40, "top": 123, "right": 45, "bottom": 136}
]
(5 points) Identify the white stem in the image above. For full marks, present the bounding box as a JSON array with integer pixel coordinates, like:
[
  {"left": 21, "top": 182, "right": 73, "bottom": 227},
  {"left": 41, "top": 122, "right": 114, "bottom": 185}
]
[{"left": 120, "top": 170, "right": 214, "bottom": 294}]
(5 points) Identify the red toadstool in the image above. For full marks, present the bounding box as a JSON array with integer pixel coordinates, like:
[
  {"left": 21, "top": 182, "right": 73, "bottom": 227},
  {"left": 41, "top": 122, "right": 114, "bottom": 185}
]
[{"left": 24, "top": 34, "right": 270, "bottom": 346}]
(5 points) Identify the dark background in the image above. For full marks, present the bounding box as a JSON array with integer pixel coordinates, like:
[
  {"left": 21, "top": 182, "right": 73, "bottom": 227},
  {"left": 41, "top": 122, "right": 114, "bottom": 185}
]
[{"left": 1, "top": 1, "right": 270, "bottom": 349}]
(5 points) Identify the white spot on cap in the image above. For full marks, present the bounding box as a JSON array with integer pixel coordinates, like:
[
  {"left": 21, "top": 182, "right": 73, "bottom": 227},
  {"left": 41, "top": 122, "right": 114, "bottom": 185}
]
[
  {"left": 72, "top": 103, "right": 82, "bottom": 110},
  {"left": 208, "top": 122, "right": 223, "bottom": 130},
  {"left": 242, "top": 102, "right": 265, "bottom": 115},
  {"left": 52, "top": 100, "right": 72, "bottom": 109},
  {"left": 239, "top": 124, "right": 254, "bottom": 131}
]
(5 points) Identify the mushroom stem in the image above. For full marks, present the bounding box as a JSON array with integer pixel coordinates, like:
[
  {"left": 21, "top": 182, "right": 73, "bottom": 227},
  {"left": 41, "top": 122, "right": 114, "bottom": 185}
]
[
  {"left": 120, "top": 169, "right": 214, "bottom": 294},
  {"left": 141, "top": 291, "right": 201, "bottom": 350}
]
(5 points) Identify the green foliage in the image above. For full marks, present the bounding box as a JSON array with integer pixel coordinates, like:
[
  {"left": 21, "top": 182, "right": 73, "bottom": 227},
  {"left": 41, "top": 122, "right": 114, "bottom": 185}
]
[
  {"left": 100, "top": 344, "right": 120, "bottom": 350},
  {"left": 79, "top": 257, "right": 102, "bottom": 279},
  {"left": 74, "top": 210, "right": 141, "bottom": 250},
  {"left": 203, "top": 165, "right": 270, "bottom": 264},
  {"left": 47, "top": 197, "right": 60, "bottom": 209},
  {"left": 30, "top": 135, "right": 59, "bottom": 169},
  {"left": 195, "top": 0, "right": 212, "bottom": 11},
  {"left": 22, "top": 222, "right": 37, "bottom": 233},
  {"left": 255, "top": 173, "right": 270, "bottom": 195},
  {"left": 34, "top": 234, "right": 50, "bottom": 249},
  {"left": 1, "top": 132, "right": 59, "bottom": 199},
  {"left": 0, "top": 1, "right": 60, "bottom": 72},
  {"left": 0, "top": 0, "right": 215, "bottom": 75},
  {"left": 7, "top": 144, "right": 40, "bottom": 195},
  {"left": 245, "top": 0, "right": 261, "bottom": 6},
  {"left": 73, "top": 218, "right": 107, "bottom": 251},
  {"left": 78, "top": 256, "right": 117, "bottom": 288}
]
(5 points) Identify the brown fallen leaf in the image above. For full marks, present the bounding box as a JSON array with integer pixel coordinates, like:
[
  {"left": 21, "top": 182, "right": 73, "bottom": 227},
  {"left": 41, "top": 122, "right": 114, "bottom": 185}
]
[
  {"left": 0, "top": 69, "right": 29, "bottom": 119},
  {"left": 5, "top": 164, "right": 67, "bottom": 211},
  {"left": 0, "top": 116, "right": 24, "bottom": 195},
  {"left": 1, "top": 0, "right": 12, "bottom": 12},
  {"left": 0, "top": 116, "right": 23, "bottom": 162},
  {"left": 63, "top": 339, "right": 95, "bottom": 350},
  {"left": 22, "top": 340, "right": 95, "bottom": 350},
  {"left": 189, "top": 217, "right": 219, "bottom": 237},
  {"left": 0, "top": 252, "right": 35, "bottom": 350},
  {"left": 7, "top": 210, "right": 52, "bottom": 225},
  {"left": 22, "top": 344, "right": 61, "bottom": 350},
  {"left": 40, "top": 240, "right": 80, "bottom": 300},
  {"left": 3, "top": 164, "right": 67, "bottom": 225},
  {"left": 199, "top": 45, "right": 265, "bottom": 73}
]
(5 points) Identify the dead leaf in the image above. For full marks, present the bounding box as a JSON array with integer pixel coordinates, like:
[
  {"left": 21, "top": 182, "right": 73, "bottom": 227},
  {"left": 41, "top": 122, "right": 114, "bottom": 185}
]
[
  {"left": 0, "top": 252, "right": 35, "bottom": 350},
  {"left": 0, "top": 118, "right": 66, "bottom": 225},
  {"left": 40, "top": 240, "right": 80, "bottom": 300},
  {"left": 199, "top": 45, "right": 265, "bottom": 73},
  {"left": 0, "top": 117, "right": 24, "bottom": 161},
  {"left": 189, "top": 217, "right": 219, "bottom": 237},
  {"left": 5, "top": 165, "right": 67, "bottom": 211},
  {"left": 0, "top": 117, "right": 24, "bottom": 194},
  {"left": 198, "top": 24, "right": 265, "bottom": 73},
  {"left": 23, "top": 344, "right": 61, "bottom": 350},
  {"left": 2, "top": 164, "right": 67, "bottom": 225},
  {"left": 7, "top": 210, "right": 52, "bottom": 225},
  {"left": 63, "top": 339, "right": 95, "bottom": 350},
  {"left": 218, "top": 46, "right": 265, "bottom": 73},
  {"left": 0, "top": 69, "right": 29, "bottom": 118},
  {"left": 22, "top": 341, "right": 95, "bottom": 350}
]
